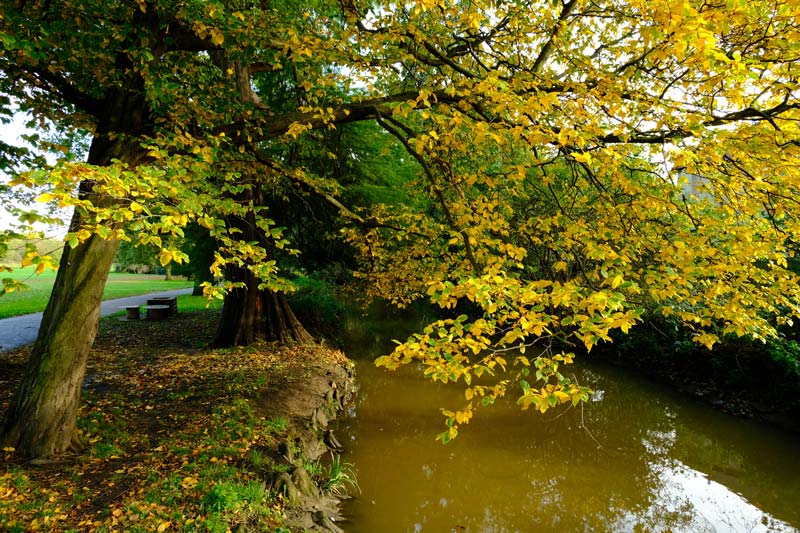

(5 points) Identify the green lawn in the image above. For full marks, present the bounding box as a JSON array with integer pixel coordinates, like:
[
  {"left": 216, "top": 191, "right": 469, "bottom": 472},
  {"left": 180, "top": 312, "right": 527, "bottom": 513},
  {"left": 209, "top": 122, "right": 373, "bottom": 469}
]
[{"left": 0, "top": 267, "right": 194, "bottom": 319}]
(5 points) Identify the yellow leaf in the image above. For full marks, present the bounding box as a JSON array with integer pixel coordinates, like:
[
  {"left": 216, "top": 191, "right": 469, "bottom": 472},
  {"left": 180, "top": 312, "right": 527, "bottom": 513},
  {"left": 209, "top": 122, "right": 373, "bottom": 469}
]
[
  {"left": 572, "top": 152, "right": 592, "bottom": 164},
  {"left": 181, "top": 476, "right": 198, "bottom": 489},
  {"left": 159, "top": 250, "right": 173, "bottom": 267},
  {"left": 209, "top": 28, "right": 224, "bottom": 46},
  {"left": 694, "top": 332, "right": 718, "bottom": 350}
]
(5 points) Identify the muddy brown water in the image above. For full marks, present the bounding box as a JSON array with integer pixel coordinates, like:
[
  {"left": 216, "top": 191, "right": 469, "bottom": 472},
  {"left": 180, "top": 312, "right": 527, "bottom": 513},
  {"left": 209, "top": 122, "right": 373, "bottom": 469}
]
[{"left": 335, "top": 351, "right": 800, "bottom": 532}]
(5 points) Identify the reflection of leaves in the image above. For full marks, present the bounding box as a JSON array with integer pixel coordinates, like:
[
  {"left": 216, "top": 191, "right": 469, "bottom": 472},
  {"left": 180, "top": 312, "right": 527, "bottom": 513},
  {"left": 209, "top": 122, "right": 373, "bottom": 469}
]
[{"left": 0, "top": 309, "right": 342, "bottom": 531}]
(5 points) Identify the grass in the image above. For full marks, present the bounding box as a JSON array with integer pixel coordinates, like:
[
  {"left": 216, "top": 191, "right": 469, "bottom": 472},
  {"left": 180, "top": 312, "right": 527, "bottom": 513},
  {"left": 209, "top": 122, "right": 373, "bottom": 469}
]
[
  {"left": 0, "top": 266, "right": 193, "bottom": 319},
  {"left": 324, "top": 455, "right": 360, "bottom": 497},
  {"left": 0, "top": 307, "right": 345, "bottom": 532}
]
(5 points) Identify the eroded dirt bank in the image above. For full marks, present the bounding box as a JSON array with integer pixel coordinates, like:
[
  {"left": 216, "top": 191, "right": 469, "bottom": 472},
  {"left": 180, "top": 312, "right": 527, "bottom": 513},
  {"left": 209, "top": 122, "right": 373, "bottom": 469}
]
[
  {"left": 257, "top": 348, "right": 356, "bottom": 532},
  {"left": 0, "top": 308, "right": 355, "bottom": 532}
]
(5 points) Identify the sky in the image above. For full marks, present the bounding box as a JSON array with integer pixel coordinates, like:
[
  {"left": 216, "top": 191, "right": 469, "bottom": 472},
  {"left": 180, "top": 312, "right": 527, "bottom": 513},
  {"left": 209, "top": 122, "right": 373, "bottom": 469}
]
[{"left": 1, "top": 110, "right": 70, "bottom": 236}]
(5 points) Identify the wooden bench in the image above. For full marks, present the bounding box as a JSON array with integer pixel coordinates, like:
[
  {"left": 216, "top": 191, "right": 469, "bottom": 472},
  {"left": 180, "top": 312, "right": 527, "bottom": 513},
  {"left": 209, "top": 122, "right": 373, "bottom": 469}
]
[
  {"left": 145, "top": 305, "right": 171, "bottom": 321},
  {"left": 124, "top": 306, "right": 141, "bottom": 320},
  {"left": 146, "top": 297, "right": 178, "bottom": 317}
]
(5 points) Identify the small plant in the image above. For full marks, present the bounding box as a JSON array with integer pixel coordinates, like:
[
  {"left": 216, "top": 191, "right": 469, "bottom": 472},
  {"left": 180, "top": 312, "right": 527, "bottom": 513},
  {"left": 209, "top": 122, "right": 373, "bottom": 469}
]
[
  {"left": 204, "top": 480, "right": 270, "bottom": 508},
  {"left": 324, "top": 455, "right": 360, "bottom": 497},
  {"left": 264, "top": 416, "right": 288, "bottom": 433},
  {"left": 303, "top": 458, "right": 324, "bottom": 479},
  {"left": 198, "top": 480, "right": 279, "bottom": 532},
  {"left": 90, "top": 442, "right": 124, "bottom": 459}
]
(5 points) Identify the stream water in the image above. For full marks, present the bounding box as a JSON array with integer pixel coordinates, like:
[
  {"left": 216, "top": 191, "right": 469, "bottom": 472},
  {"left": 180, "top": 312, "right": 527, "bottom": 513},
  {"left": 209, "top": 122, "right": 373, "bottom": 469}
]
[{"left": 335, "top": 338, "right": 800, "bottom": 532}]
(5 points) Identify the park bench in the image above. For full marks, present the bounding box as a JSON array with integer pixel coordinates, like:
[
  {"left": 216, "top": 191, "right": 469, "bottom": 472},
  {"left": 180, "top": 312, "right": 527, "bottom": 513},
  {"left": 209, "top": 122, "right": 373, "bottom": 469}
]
[
  {"left": 145, "top": 305, "right": 172, "bottom": 320},
  {"left": 120, "top": 297, "right": 178, "bottom": 321},
  {"left": 146, "top": 296, "right": 178, "bottom": 317}
]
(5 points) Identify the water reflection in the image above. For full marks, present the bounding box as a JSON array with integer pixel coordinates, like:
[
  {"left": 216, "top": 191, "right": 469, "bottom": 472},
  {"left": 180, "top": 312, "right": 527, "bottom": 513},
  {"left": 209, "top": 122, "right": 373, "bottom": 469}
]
[{"left": 337, "top": 358, "right": 800, "bottom": 532}]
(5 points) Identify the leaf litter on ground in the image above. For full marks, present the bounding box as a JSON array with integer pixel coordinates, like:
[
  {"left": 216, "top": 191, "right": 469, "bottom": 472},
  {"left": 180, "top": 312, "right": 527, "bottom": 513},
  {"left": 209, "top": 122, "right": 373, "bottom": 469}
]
[{"left": 0, "top": 308, "right": 346, "bottom": 532}]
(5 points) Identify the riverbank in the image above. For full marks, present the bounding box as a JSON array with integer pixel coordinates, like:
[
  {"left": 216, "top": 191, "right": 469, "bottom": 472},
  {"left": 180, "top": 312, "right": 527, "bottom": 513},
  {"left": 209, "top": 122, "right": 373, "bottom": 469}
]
[
  {"left": 0, "top": 309, "right": 355, "bottom": 532},
  {"left": 588, "top": 325, "right": 800, "bottom": 435}
]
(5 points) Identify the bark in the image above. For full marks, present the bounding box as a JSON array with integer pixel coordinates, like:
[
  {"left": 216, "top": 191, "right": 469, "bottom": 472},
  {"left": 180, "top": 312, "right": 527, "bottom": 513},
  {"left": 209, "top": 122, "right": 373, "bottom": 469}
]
[
  {"left": 211, "top": 182, "right": 313, "bottom": 348},
  {"left": 0, "top": 87, "right": 150, "bottom": 458},
  {"left": 0, "top": 219, "right": 120, "bottom": 457},
  {"left": 214, "top": 267, "right": 314, "bottom": 347}
]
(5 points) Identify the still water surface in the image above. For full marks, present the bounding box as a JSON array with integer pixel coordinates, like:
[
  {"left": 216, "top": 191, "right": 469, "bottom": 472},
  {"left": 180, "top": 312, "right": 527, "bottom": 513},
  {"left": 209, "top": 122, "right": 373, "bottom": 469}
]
[{"left": 336, "top": 354, "right": 800, "bottom": 532}]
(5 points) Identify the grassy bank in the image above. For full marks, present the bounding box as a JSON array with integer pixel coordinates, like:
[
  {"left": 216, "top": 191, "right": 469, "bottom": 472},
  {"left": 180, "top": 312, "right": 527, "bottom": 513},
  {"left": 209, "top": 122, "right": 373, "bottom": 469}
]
[
  {"left": 0, "top": 299, "right": 349, "bottom": 532},
  {"left": 0, "top": 266, "right": 193, "bottom": 319}
]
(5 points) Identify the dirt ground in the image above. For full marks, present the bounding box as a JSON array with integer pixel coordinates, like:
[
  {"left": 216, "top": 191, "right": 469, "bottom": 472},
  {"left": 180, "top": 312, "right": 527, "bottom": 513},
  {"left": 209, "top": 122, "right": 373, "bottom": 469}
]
[{"left": 0, "top": 309, "right": 351, "bottom": 532}]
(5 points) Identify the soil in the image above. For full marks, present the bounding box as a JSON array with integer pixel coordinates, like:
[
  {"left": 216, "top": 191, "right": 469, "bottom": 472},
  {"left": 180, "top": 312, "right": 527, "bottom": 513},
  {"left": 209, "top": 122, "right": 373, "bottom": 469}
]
[{"left": 0, "top": 309, "right": 355, "bottom": 532}]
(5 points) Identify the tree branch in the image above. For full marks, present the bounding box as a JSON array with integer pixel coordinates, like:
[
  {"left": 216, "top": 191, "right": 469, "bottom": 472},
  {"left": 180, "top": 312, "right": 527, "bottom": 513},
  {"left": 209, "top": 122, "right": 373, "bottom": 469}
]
[
  {"left": 16, "top": 66, "right": 102, "bottom": 115},
  {"left": 531, "top": 0, "right": 579, "bottom": 74},
  {"left": 377, "top": 112, "right": 480, "bottom": 273}
]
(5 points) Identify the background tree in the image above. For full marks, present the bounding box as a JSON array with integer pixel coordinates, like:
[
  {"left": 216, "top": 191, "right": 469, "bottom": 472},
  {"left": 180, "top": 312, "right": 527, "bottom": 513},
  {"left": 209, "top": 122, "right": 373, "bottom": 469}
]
[{"left": 337, "top": 0, "right": 800, "bottom": 441}]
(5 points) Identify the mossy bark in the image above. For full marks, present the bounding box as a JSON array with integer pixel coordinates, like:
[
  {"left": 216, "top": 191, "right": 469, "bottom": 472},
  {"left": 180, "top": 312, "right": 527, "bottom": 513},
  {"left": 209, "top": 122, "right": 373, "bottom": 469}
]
[
  {"left": 0, "top": 222, "right": 120, "bottom": 457},
  {"left": 0, "top": 86, "right": 150, "bottom": 457}
]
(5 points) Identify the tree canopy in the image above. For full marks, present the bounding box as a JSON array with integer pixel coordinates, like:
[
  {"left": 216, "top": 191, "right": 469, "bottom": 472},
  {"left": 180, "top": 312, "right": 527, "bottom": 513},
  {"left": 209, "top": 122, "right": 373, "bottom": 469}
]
[{"left": 2, "top": 0, "right": 800, "bottom": 451}]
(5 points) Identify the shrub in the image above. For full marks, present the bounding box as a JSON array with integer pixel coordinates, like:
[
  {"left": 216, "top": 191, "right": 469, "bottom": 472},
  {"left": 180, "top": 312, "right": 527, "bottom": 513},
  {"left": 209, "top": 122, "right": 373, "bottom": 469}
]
[{"left": 287, "top": 276, "right": 345, "bottom": 340}]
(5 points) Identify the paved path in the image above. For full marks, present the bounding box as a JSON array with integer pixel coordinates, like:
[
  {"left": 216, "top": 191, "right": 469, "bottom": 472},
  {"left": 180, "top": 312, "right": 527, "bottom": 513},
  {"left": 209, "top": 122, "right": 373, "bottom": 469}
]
[{"left": 0, "top": 288, "right": 193, "bottom": 353}]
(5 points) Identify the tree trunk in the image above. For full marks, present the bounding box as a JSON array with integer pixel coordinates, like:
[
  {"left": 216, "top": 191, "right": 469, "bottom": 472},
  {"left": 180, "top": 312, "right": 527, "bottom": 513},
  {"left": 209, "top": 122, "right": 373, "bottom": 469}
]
[
  {"left": 209, "top": 53, "right": 313, "bottom": 348},
  {"left": 0, "top": 223, "right": 120, "bottom": 457},
  {"left": 214, "top": 266, "right": 313, "bottom": 347},
  {"left": 0, "top": 130, "right": 146, "bottom": 458},
  {"left": 164, "top": 262, "right": 173, "bottom": 281}
]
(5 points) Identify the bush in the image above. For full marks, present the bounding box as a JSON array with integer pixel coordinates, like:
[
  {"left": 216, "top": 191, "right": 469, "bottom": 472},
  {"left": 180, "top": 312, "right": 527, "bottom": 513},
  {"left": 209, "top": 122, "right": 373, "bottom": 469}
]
[
  {"left": 765, "top": 338, "right": 800, "bottom": 385},
  {"left": 287, "top": 276, "right": 345, "bottom": 340}
]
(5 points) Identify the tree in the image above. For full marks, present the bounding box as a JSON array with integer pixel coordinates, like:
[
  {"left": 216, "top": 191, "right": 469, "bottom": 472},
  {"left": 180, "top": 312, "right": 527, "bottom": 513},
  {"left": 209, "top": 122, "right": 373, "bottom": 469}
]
[
  {"left": 0, "top": 0, "right": 406, "bottom": 457},
  {"left": 2, "top": 0, "right": 800, "bottom": 456},
  {"left": 337, "top": 0, "right": 800, "bottom": 441}
]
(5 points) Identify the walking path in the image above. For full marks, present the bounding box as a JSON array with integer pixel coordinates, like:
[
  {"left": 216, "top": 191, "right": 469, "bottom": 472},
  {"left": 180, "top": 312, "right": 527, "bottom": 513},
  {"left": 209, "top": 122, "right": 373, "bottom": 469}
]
[{"left": 0, "top": 288, "right": 193, "bottom": 353}]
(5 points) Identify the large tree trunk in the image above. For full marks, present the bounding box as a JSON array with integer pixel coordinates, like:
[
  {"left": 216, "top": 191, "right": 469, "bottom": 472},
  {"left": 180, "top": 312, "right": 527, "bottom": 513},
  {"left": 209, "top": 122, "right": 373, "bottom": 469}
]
[
  {"left": 210, "top": 181, "right": 313, "bottom": 348},
  {"left": 0, "top": 219, "right": 120, "bottom": 457},
  {"left": 209, "top": 53, "right": 313, "bottom": 348},
  {"left": 0, "top": 91, "right": 149, "bottom": 457},
  {"left": 214, "top": 267, "right": 313, "bottom": 347}
]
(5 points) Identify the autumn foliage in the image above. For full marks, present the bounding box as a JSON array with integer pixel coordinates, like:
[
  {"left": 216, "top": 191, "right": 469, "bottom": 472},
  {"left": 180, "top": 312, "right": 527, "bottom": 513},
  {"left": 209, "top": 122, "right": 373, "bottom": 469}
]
[{"left": 2, "top": 0, "right": 800, "bottom": 448}]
